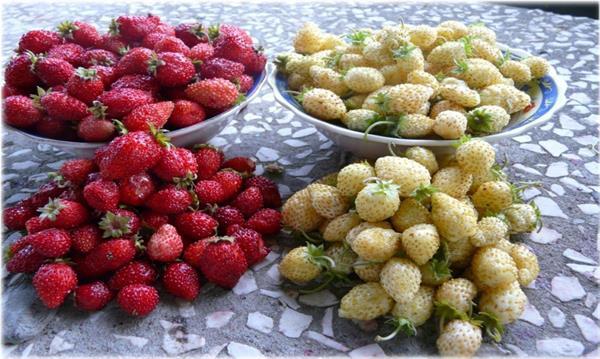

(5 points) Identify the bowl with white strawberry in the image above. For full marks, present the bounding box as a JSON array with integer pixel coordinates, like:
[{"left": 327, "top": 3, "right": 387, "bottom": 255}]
[
  {"left": 4, "top": 129, "right": 283, "bottom": 316},
  {"left": 3, "top": 15, "right": 268, "bottom": 157}
]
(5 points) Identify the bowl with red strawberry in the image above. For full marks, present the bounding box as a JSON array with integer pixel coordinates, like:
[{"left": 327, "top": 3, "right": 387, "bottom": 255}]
[
  {"left": 4, "top": 128, "right": 283, "bottom": 316},
  {"left": 3, "top": 15, "right": 269, "bottom": 157}
]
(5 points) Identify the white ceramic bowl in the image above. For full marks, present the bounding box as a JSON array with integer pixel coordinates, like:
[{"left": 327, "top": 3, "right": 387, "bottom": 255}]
[
  {"left": 269, "top": 43, "right": 567, "bottom": 158},
  {"left": 5, "top": 66, "right": 270, "bottom": 158}
]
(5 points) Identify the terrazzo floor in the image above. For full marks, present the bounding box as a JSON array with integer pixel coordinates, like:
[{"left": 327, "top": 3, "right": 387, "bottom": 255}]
[{"left": 2, "top": 2, "right": 599, "bottom": 357}]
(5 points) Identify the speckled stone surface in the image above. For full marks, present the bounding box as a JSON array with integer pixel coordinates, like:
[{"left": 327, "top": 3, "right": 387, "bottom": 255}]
[{"left": 2, "top": 2, "right": 599, "bottom": 357}]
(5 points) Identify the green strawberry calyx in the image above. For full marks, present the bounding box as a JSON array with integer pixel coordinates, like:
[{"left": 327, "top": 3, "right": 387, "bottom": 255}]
[
  {"left": 362, "top": 113, "right": 404, "bottom": 140},
  {"left": 363, "top": 178, "right": 401, "bottom": 198},
  {"left": 472, "top": 311, "right": 504, "bottom": 342},
  {"left": 428, "top": 241, "right": 452, "bottom": 281},
  {"left": 459, "top": 35, "right": 475, "bottom": 57},
  {"left": 434, "top": 301, "right": 469, "bottom": 332},
  {"left": 148, "top": 124, "right": 172, "bottom": 148},
  {"left": 99, "top": 211, "right": 133, "bottom": 238},
  {"left": 108, "top": 18, "right": 120, "bottom": 36},
  {"left": 410, "top": 184, "right": 439, "bottom": 203},
  {"left": 452, "top": 134, "right": 472, "bottom": 148},
  {"left": 38, "top": 198, "right": 64, "bottom": 222},
  {"left": 392, "top": 44, "right": 417, "bottom": 60},
  {"left": 375, "top": 317, "right": 417, "bottom": 342},
  {"left": 89, "top": 101, "right": 108, "bottom": 120},
  {"left": 57, "top": 20, "right": 79, "bottom": 39},
  {"left": 451, "top": 58, "right": 469, "bottom": 75},
  {"left": 147, "top": 52, "right": 166, "bottom": 76},
  {"left": 345, "top": 29, "right": 370, "bottom": 47},
  {"left": 306, "top": 242, "right": 336, "bottom": 270},
  {"left": 466, "top": 108, "right": 495, "bottom": 134}
]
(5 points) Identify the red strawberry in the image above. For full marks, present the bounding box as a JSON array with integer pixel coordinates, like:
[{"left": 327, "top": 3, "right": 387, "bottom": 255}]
[
  {"left": 2, "top": 84, "right": 26, "bottom": 98},
  {"left": 154, "top": 36, "right": 191, "bottom": 56},
  {"left": 58, "top": 187, "right": 85, "bottom": 203},
  {"left": 77, "top": 116, "right": 116, "bottom": 142},
  {"left": 182, "top": 239, "right": 209, "bottom": 269},
  {"left": 3, "top": 95, "right": 43, "bottom": 128},
  {"left": 175, "top": 23, "right": 209, "bottom": 47},
  {"left": 142, "top": 32, "right": 170, "bottom": 49},
  {"left": 246, "top": 208, "right": 282, "bottom": 236},
  {"left": 5, "top": 53, "right": 39, "bottom": 90},
  {"left": 212, "top": 170, "right": 243, "bottom": 201},
  {"left": 74, "top": 281, "right": 112, "bottom": 311},
  {"left": 231, "top": 187, "right": 263, "bottom": 217},
  {"left": 168, "top": 100, "right": 205, "bottom": 129},
  {"left": 79, "top": 49, "right": 118, "bottom": 67},
  {"left": 96, "top": 130, "right": 166, "bottom": 180},
  {"left": 6, "top": 245, "right": 45, "bottom": 273},
  {"left": 108, "top": 260, "right": 157, "bottom": 291},
  {"left": 83, "top": 179, "right": 120, "bottom": 211},
  {"left": 222, "top": 156, "right": 256, "bottom": 174},
  {"left": 173, "top": 211, "right": 218, "bottom": 241},
  {"left": 57, "top": 21, "right": 102, "bottom": 48},
  {"left": 195, "top": 180, "right": 225, "bottom": 205},
  {"left": 117, "top": 284, "right": 159, "bottom": 316},
  {"left": 76, "top": 238, "right": 136, "bottom": 278},
  {"left": 229, "top": 227, "right": 269, "bottom": 265},
  {"left": 154, "top": 22, "right": 176, "bottom": 36},
  {"left": 3, "top": 204, "right": 36, "bottom": 230},
  {"left": 245, "top": 176, "right": 282, "bottom": 208},
  {"left": 59, "top": 159, "right": 97, "bottom": 185},
  {"left": 123, "top": 101, "right": 174, "bottom": 132},
  {"left": 163, "top": 262, "right": 200, "bottom": 301},
  {"left": 148, "top": 52, "right": 195, "bottom": 87},
  {"left": 112, "top": 15, "right": 160, "bottom": 41},
  {"left": 97, "top": 88, "right": 154, "bottom": 118},
  {"left": 118, "top": 172, "right": 156, "bottom": 206},
  {"left": 153, "top": 147, "right": 198, "bottom": 182},
  {"left": 189, "top": 43, "right": 214, "bottom": 63},
  {"left": 213, "top": 33, "right": 254, "bottom": 65},
  {"left": 198, "top": 236, "right": 248, "bottom": 288},
  {"left": 33, "top": 263, "right": 77, "bottom": 309},
  {"left": 70, "top": 225, "right": 102, "bottom": 253},
  {"left": 28, "top": 181, "right": 67, "bottom": 209},
  {"left": 140, "top": 210, "right": 169, "bottom": 230},
  {"left": 162, "top": 86, "right": 188, "bottom": 101},
  {"left": 145, "top": 184, "right": 193, "bottom": 214},
  {"left": 146, "top": 223, "right": 183, "bottom": 262},
  {"left": 185, "top": 78, "right": 239, "bottom": 109},
  {"left": 47, "top": 43, "right": 84, "bottom": 66},
  {"left": 38, "top": 198, "right": 90, "bottom": 229},
  {"left": 217, "top": 24, "right": 253, "bottom": 45},
  {"left": 38, "top": 89, "right": 89, "bottom": 121},
  {"left": 111, "top": 74, "right": 160, "bottom": 96},
  {"left": 194, "top": 146, "right": 223, "bottom": 179},
  {"left": 100, "top": 33, "right": 128, "bottom": 54},
  {"left": 25, "top": 216, "right": 53, "bottom": 234},
  {"left": 8, "top": 234, "right": 32, "bottom": 255},
  {"left": 34, "top": 116, "right": 68, "bottom": 139},
  {"left": 89, "top": 65, "right": 116, "bottom": 87},
  {"left": 66, "top": 67, "right": 104, "bottom": 105},
  {"left": 236, "top": 74, "right": 254, "bottom": 93},
  {"left": 29, "top": 228, "right": 72, "bottom": 257},
  {"left": 113, "top": 47, "right": 154, "bottom": 76},
  {"left": 244, "top": 50, "right": 267, "bottom": 75},
  {"left": 99, "top": 209, "right": 140, "bottom": 239},
  {"left": 213, "top": 205, "right": 245, "bottom": 232},
  {"left": 18, "top": 30, "right": 62, "bottom": 54},
  {"left": 201, "top": 57, "right": 244, "bottom": 81}
]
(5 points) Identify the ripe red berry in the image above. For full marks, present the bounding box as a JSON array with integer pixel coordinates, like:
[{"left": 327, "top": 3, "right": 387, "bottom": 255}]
[
  {"left": 122, "top": 101, "right": 174, "bottom": 132},
  {"left": 213, "top": 206, "right": 245, "bottom": 232},
  {"left": 182, "top": 239, "right": 209, "bottom": 269},
  {"left": 97, "top": 88, "right": 154, "bottom": 118},
  {"left": 148, "top": 52, "right": 195, "bottom": 88},
  {"left": 154, "top": 36, "right": 191, "bottom": 56},
  {"left": 25, "top": 216, "right": 53, "bottom": 234},
  {"left": 146, "top": 224, "right": 183, "bottom": 262},
  {"left": 79, "top": 49, "right": 119, "bottom": 67},
  {"left": 222, "top": 157, "right": 256, "bottom": 174},
  {"left": 108, "top": 260, "right": 157, "bottom": 291},
  {"left": 117, "top": 284, "right": 159, "bottom": 316},
  {"left": 168, "top": 100, "right": 206, "bottom": 129},
  {"left": 185, "top": 78, "right": 239, "bottom": 109},
  {"left": 113, "top": 15, "right": 160, "bottom": 42},
  {"left": 89, "top": 65, "right": 116, "bottom": 87},
  {"left": 244, "top": 50, "right": 267, "bottom": 75},
  {"left": 162, "top": 262, "right": 201, "bottom": 301},
  {"left": 236, "top": 74, "right": 254, "bottom": 93},
  {"left": 213, "top": 33, "right": 254, "bottom": 65},
  {"left": 231, "top": 186, "right": 264, "bottom": 217},
  {"left": 70, "top": 225, "right": 102, "bottom": 253},
  {"left": 195, "top": 180, "right": 226, "bottom": 205},
  {"left": 145, "top": 184, "right": 192, "bottom": 214},
  {"left": 142, "top": 32, "right": 170, "bottom": 49},
  {"left": 113, "top": 47, "right": 154, "bottom": 76},
  {"left": 36, "top": 57, "right": 75, "bottom": 87},
  {"left": 189, "top": 43, "right": 214, "bottom": 63},
  {"left": 76, "top": 238, "right": 136, "bottom": 278},
  {"left": 33, "top": 263, "right": 77, "bottom": 309},
  {"left": 211, "top": 170, "right": 243, "bottom": 201},
  {"left": 57, "top": 21, "right": 102, "bottom": 48},
  {"left": 153, "top": 147, "right": 198, "bottom": 182},
  {"left": 195, "top": 146, "right": 223, "bottom": 180},
  {"left": 229, "top": 227, "right": 269, "bottom": 266},
  {"left": 198, "top": 236, "right": 248, "bottom": 288},
  {"left": 118, "top": 172, "right": 156, "bottom": 206},
  {"left": 173, "top": 211, "right": 218, "bottom": 242},
  {"left": 47, "top": 43, "right": 85, "bottom": 66},
  {"left": 74, "top": 281, "right": 112, "bottom": 311},
  {"left": 140, "top": 210, "right": 169, "bottom": 231},
  {"left": 39, "top": 90, "right": 89, "bottom": 121},
  {"left": 66, "top": 67, "right": 104, "bottom": 105},
  {"left": 6, "top": 245, "right": 45, "bottom": 273},
  {"left": 246, "top": 208, "right": 282, "bottom": 236},
  {"left": 111, "top": 74, "right": 160, "bottom": 97},
  {"left": 29, "top": 228, "right": 72, "bottom": 257},
  {"left": 175, "top": 23, "right": 209, "bottom": 47},
  {"left": 100, "top": 33, "right": 128, "bottom": 54},
  {"left": 244, "top": 176, "right": 282, "bottom": 208},
  {"left": 3, "top": 95, "right": 43, "bottom": 128},
  {"left": 5, "top": 53, "right": 38, "bottom": 90},
  {"left": 18, "top": 30, "right": 62, "bottom": 54},
  {"left": 99, "top": 209, "right": 140, "bottom": 239},
  {"left": 77, "top": 116, "right": 116, "bottom": 142},
  {"left": 201, "top": 57, "right": 245, "bottom": 81},
  {"left": 28, "top": 181, "right": 67, "bottom": 209},
  {"left": 38, "top": 198, "right": 90, "bottom": 229},
  {"left": 59, "top": 159, "right": 97, "bottom": 185},
  {"left": 35, "top": 116, "right": 69, "bottom": 139},
  {"left": 83, "top": 179, "right": 120, "bottom": 211},
  {"left": 3, "top": 204, "right": 36, "bottom": 230}
]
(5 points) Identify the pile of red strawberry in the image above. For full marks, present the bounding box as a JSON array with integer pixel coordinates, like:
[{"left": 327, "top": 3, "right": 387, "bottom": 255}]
[
  {"left": 3, "top": 14, "right": 266, "bottom": 142},
  {"left": 3, "top": 129, "right": 282, "bottom": 316}
]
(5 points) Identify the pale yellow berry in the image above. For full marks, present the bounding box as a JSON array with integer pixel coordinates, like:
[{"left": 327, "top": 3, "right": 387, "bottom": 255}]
[
  {"left": 469, "top": 216, "right": 509, "bottom": 247},
  {"left": 379, "top": 64, "right": 405, "bottom": 85},
  {"left": 307, "top": 183, "right": 349, "bottom": 219},
  {"left": 471, "top": 38, "right": 502, "bottom": 63},
  {"left": 362, "top": 86, "right": 392, "bottom": 113},
  {"left": 390, "top": 198, "right": 432, "bottom": 233},
  {"left": 398, "top": 114, "right": 434, "bottom": 138},
  {"left": 319, "top": 33, "right": 345, "bottom": 51},
  {"left": 467, "top": 25, "right": 496, "bottom": 44},
  {"left": 439, "top": 20, "right": 468, "bottom": 39},
  {"left": 287, "top": 73, "right": 311, "bottom": 91},
  {"left": 435, "top": 278, "right": 478, "bottom": 314},
  {"left": 336, "top": 162, "right": 375, "bottom": 197},
  {"left": 407, "top": 70, "right": 440, "bottom": 96},
  {"left": 338, "top": 53, "right": 369, "bottom": 71},
  {"left": 521, "top": 56, "right": 549, "bottom": 78},
  {"left": 301, "top": 88, "right": 347, "bottom": 121},
  {"left": 402, "top": 224, "right": 440, "bottom": 265},
  {"left": 432, "top": 166, "right": 473, "bottom": 198},
  {"left": 392, "top": 285, "right": 435, "bottom": 326},
  {"left": 343, "top": 67, "right": 386, "bottom": 93},
  {"left": 478, "top": 281, "right": 526, "bottom": 324},
  {"left": 426, "top": 41, "right": 467, "bottom": 68},
  {"left": 344, "top": 93, "right": 369, "bottom": 110},
  {"left": 339, "top": 282, "right": 394, "bottom": 320},
  {"left": 342, "top": 109, "right": 380, "bottom": 131},
  {"left": 294, "top": 22, "right": 324, "bottom": 54},
  {"left": 433, "top": 110, "right": 467, "bottom": 139},
  {"left": 404, "top": 146, "right": 439, "bottom": 175},
  {"left": 309, "top": 65, "right": 349, "bottom": 96},
  {"left": 380, "top": 258, "right": 422, "bottom": 302},
  {"left": 375, "top": 156, "right": 432, "bottom": 197},
  {"left": 321, "top": 212, "right": 362, "bottom": 242},
  {"left": 439, "top": 79, "right": 480, "bottom": 108},
  {"left": 345, "top": 221, "right": 392, "bottom": 246},
  {"left": 500, "top": 60, "right": 532, "bottom": 85},
  {"left": 409, "top": 25, "right": 437, "bottom": 49},
  {"left": 387, "top": 84, "right": 434, "bottom": 114},
  {"left": 351, "top": 227, "right": 402, "bottom": 262},
  {"left": 510, "top": 244, "right": 540, "bottom": 286},
  {"left": 354, "top": 261, "right": 384, "bottom": 282},
  {"left": 362, "top": 40, "right": 395, "bottom": 67}
]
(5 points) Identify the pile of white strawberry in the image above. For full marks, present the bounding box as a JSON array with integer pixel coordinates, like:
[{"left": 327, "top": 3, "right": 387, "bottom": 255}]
[
  {"left": 4, "top": 131, "right": 282, "bottom": 317},
  {"left": 278, "top": 137, "right": 541, "bottom": 357},
  {"left": 3, "top": 14, "right": 265, "bottom": 142}
]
